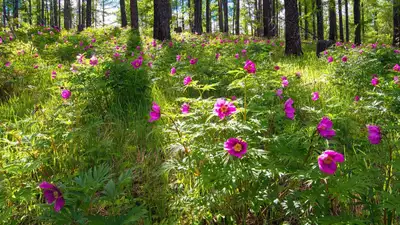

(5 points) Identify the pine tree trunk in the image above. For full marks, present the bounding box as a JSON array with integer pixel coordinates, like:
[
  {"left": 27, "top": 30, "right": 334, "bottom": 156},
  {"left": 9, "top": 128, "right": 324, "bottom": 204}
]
[
  {"left": 298, "top": 1, "right": 302, "bottom": 36},
  {"left": 64, "top": 0, "right": 71, "bottom": 29},
  {"left": 78, "top": 0, "right": 82, "bottom": 26},
  {"left": 285, "top": 0, "right": 302, "bottom": 55},
  {"left": 223, "top": 0, "right": 228, "bottom": 32},
  {"left": 154, "top": 0, "right": 171, "bottom": 40},
  {"left": 82, "top": 0, "right": 86, "bottom": 28},
  {"left": 120, "top": 0, "right": 127, "bottom": 27},
  {"left": 193, "top": 0, "right": 202, "bottom": 34},
  {"left": 59, "top": 0, "right": 61, "bottom": 27},
  {"left": 316, "top": 0, "right": 323, "bottom": 40},
  {"left": 304, "top": 1, "right": 308, "bottom": 39},
  {"left": 232, "top": 0, "right": 235, "bottom": 33},
  {"left": 42, "top": 0, "right": 45, "bottom": 25},
  {"left": 54, "top": 0, "right": 58, "bottom": 27},
  {"left": 393, "top": 0, "right": 400, "bottom": 46},
  {"left": 354, "top": 0, "right": 361, "bottom": 44},
  {"left": 102, "top": 0, "right": 105, "bottom": 26},
  {"left": 338, "top": 0, "right": 344, "bottom": 42},
  {"left": 328, "top": 0, "right": 336, "bottom": 41},
  {"left": 188, "top": 0, "right": 192, "bottom": 31},
  {"left": 2, "top": 0, "right": 6, "bottom": 26},
  {"left": 29, "top": 0, "right": 32, "bottom": 25},
  {"left": 235, "top": 0, "right": 239, "bottom": 34},
  {"left": 14, "top": 0, "right": 19, "bottom": 28},
  {"left": 361, "top": 2, "right": 364, "bottom": 40},
  {"left": 218, "top": 0, "right": 223, "bottom": 32},
  {"left": 206, "top": 0, "right": 211, "bottom": 32},
  {"left": 312, "top": 0, "right": 316, "bottom": 39},
  {"left": 345, "top": 0, "right": 349, "bottom": 41},
  {"left": 181, "top": 0, "right": 184, "bottom": 28},
  {"left": 130, "top": 0, "right": 139, "bottom": 29},
  {"left": 263, "top": 0, "right": 271, "bottom": 37}
]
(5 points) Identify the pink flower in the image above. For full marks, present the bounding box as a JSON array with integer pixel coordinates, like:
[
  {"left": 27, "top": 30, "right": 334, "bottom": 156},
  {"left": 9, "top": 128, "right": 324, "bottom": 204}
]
[
  {"left": 183, "top": 76, "right": 192, "bottom": 86},
  {"left": 51, "top": 71, "right": 57, "bottom": 79},
  {"left": 224, "top": 138, "right": 247, "bottom": 158},
  {"left": 235, "top": 53, "right": 239, "bottom": 59},
  {"left": 324, "top": 50, "right": 328, "bottom": 55},
  {"left": 394, "top": 76, "right": 399, "bottom": 84},
  {"left": 295, "top": 71, "right": 301, "bottom": 78},
  {"left": 317, "top": 117, "right": 336, "bottom": 139},
  {"left": 147, "top": 62, "right": 153, "bottom": 68},
  {"left": 244, "top": 60, "right": 256, "bottom": 73},
  {"left": 231, "top": 96, "right": 237, "bottom": 101},
  {"left": 241, "top": 49, "right": 247, "bottom": 55},
  {"left": 371, "top": 76, "right": 379, "bottom": 86},
  {"left": 282, "top": 77, "right": 289, "bottom": 88},
  {"left": 393, "top": 64, "right": 400, "bottom": 72},
  {"left": 318, "top": 150, "right": 344, "bottom": 175},
  {"left": 216, "top": 53, "right": 220, "bottom": 60},
  {"left": 0, "top": 37, "right": 2, "bottom": 44},
  {"left": 341, "top": 56, "right": 348, "bottom": 62},
  {"left": 5, "top": 61, "right": 11, "bottom": 67},
  {"left": 189, "top": 58, "right": 198, "bottom": 65},
  {"left": 39, "top": 182, "right": 65, "bottom": 212},
  {"left": 354, "top": 96, "right": 360, "bottom": 102},
  {"left": 57, "top": 64, "right": 62, "bottom": 68},
  {"left": 113, "top": 52, "right": 120, "bottom": 58},
  {"left": 176, "top": 55, "right": 181, "bottom": 62},
  {"left": 276, "top": 89, "right": 283, "bottom": 99},
  {"left": 34, "top": 65, "right": 39, "bottom": 69},
  {"left": 214, "top": 98, "right": 236, "bottom": 120},
  {"left": 149, "top": 102, "right": 161, "bottom": 122},
  {"left": 92, "top": 38, "right": 96, "bottom": 43},
  {"left": 284, "top": 98, "right": 295, "bottom": 120},
  {"left": 394, "top": 49, "right": 400, "bottom": 54},
  {"left": 312, "top": 92, "right": 319, "bottom": 101},
  {"left": 367, "top": 125, "right": 381, "bottom": 145},
  {"left": 181, "top": 103, "right": 190, "bottom": 114},
  {"left": 274, "top": 65, "right": 280, "bottom": 71},
  {"left": 359, "top": 50, "right": 364, "bottom": 54},
  {"left": 89, "top": 55, "right": 98, "bottom": 66},
  {"left": 171, "top": 67, "right": 176, "bottom": 75},
  {"left": 131, "top": 59, "right": 143, "bottom": 69},
  {"left": 61, "top": 89, "right": 71, "bottom": 99},
  {"left": 105, "top": 70, "right": 110, "bottom": 78},
  {"left": 76, "top": 54, "right": 85, "bottom": 64},
  {"left": 327, "top": 56, "right": 334, "bottom": 63},
  {"left": 351, "top": 44, "right": 356, "bottom": 49}
]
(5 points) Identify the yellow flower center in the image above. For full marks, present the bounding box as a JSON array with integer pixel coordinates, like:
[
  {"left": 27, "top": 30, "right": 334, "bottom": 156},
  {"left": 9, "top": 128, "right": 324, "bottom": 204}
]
[
  {"left": 220, "top": 105, "right": 228, "bottom": 113},
  {"left": 53, "top": 191, "right": 59, "bottom": 198},
  {"left": 323, "top": 156, "right": 333, "bottom": 164},
  {"left": 233, "top": 143, "right": 242, "bottom": 152}
]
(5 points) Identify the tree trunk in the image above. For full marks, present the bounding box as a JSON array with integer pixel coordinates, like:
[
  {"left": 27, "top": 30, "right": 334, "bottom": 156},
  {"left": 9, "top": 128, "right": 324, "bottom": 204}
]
[
  {"left": 285, "top": 0, "right": 302, "bottom": 55},
  {"left": 304, "top": 1, "right": 308, "bottom": 39},
  {"left": 193, "top": 0, "right": 202, "bottom": 34},
  {"left": 2, "top": 0, "right": 6, "bottom": 26},
  {"left": 393, "top": 0, "right": 400, "bottom": 46},
  {"left": 312, "top": 0, "right": 316, "bottom": 39},
  {"left": 218, "top": 0, "right": 223, "bottom": 32},
  {"left": 181, "top": 0, "right": 184, "bottom": 29},
  {"left": 263, "top": 0, "right": 271, "bottom": 37},
  {"left": 223, "top": 0, "right": 228, "bottom": 32},
  {"left": 102, "top": 0, "right": 105, "bottom": 26},
  {"left": 206, "top": 0, "right": 211, "bottom": 32},
  {"left": 188, "top": 0, "right": 192, "bottom": 31},
  {"left": 328, "top": 0, "right": 336, "bottom": 41},
  {"left": 78, "top": 0, "right": 82, "bottom": 26},
  {"left": 235, "top": 0, "right": 239, "bottom": 34},
  {"left": 130, "top": 0, "right": 139, "bottom": 29},
  {"left": 361, "top": 2, "right": 364, "bottom": 40},
  {"left": 316, "top": 0, "right": 323, "bottom": 40},
  {"left": 82, "top": 0, "right": 86, "bottom": 28},
  {"left": 354, "top": 0, "right": 361, "bottom": 44},
  {"left": 120, "top": 0, "right": 127, "bottom": 27},
  {"left": 298, "top": 1, "right": 302, "bottom": 36},
  {"left": 64, "top": 0, "right": 71, "bottom": 29},
  {"left": 154, "top": 0, "right": 171, "bottom": 40},
  {"left": 59, "top": 0, "right": 61, "bottom": 27},
  {"left": 54, "top": 0, "right": 58, "bottom": 27},
  {"left": 29, "top": 0, "right": 32, "bottom": 25},
  {"left": 338, "top": 0, "right": 343, "bottom": 42},
  {"left": 42, "top": 0, "right": 45, "bottom": 25},
  {"left": 345, "top": 0, "right": 349, "bottom": 42},
  {"left": 13, "top": 0, "right": 19, "bottom": 28}
]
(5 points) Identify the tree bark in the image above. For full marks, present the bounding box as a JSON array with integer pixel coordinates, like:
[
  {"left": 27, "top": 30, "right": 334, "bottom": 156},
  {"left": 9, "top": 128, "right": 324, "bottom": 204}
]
[
  {"left": 2, "top": 0, "right": 6, "bottom": 26},
  {"left": 218, "top": 0, "right": 223, "bottom": 32},
  {"left": 188, "top": 0, "right": 192, "bottom": 31},
  {"left": 193, "top": 0, "right": 202, "bottom": 34},
  {"left": 223, "top": 0, "right": 228, "bottom": 32},
  {"left": 312, "top": 0, "right": 316, "bottom": 39},
  {"left": 54, "top": 0, "right": 58, "bottom": 27},
  {"left": 29, "top": 0, "right": 32, "bottom": 25},
  {"left": 64, "top": 0, "right": 71, "bottom": 29},
  {"left": 345, "top": 0, "right": 349, "bottom": 41},
  {"left": 304, "top": 1, "right": 308, "bottom": 39},
  {"left": 235, "top": 0, "right": 239, "bottom": 34},
  {"left": 42, "top": 0, "right": 45, "bottom": 25},
  {"left": 130, "top": 0, "right": 139, "bottom": 29},
  {"left": 316, "top": 0, "right": 323, "bottom": 40},
  {"left": 206, "top": 0, "right": 211, "bottom": 32},
  {"left": 154, "top": 0, "right": 171, "bottom": 40},
  {"left": 181, "top": 0, "right": 184, "bottom": 29},
  {"left": 354, "top": 0, "right": 361, "bottom": 44},
  {"left": 13, "top": 0, "right": 19, "bottom": 28},
  {"left": 120, "top": 0, "right": 127, "bottom": 27},
  {"left": 82, "top": 0, "right": 86, "bottom": 28},
  {"left": 328, "top": 0, "right": 336, "bottom": 41},
  {"left": 338, "top": 0, "right": 344, "bottom": 42},
  {"left": 393, "top": 0, "right": 400, "bottom": 46},
  {"left": 285, "top": 0, "right": 302, "bottom": 55},
  {"left": 263, "top": 0, "right": 272, "bottom": 37}
]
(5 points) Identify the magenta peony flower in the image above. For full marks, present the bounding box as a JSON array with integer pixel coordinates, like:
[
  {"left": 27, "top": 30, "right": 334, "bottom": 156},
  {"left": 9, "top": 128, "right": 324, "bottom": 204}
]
[
  {"left": 0, "top": 37, "right": 2, "bottom": 44},
  {"left": 214, "top": 98, "right": 236, "bottom": 120},
  {"left": 57, "top": 64, "right": 62, "bottom": 68},
  {"left": 235, "top": 53, "right": 239, "bottom": 59},
  {"left": 284, "top": 98, "right": 295, "bottom": 120},
  {"left": 317, "top": 117, "right": 336, "bottom": 139},
  {"left": 312, "top": 92, "right": 319, "bottom": 101},
  {"left": 89, "top": 55, "right": 98, "bottom": 66},
  {"left": 276, "top": 89, "right": 283, "bottom": 99},
  {"left": 189, "top": 58, "right": 198, "bottom": 65},
  {"left": 395, "top": 49, "right": 400, "bottom": 54},
  {"left": 34, "top": 65, "right": 39, "bottom": 69},
  {"left": 281, "top": 76, "right": 289, "bottom": 88},
  {"left": 241, "top": 49, "right": 247, "bottom": 55},
  {"left": 39, "top": 182, "right": 65, "bottom": 212},
  {"left": 295, "top": 71, "right": 301, "bottom": 78},
  {"left": 393, "top": 64, "right": 400, "bottom": 72},
  {"left": 51, "top": 71, "right": 57, "bottom": 79},
  {"left": 149, "top": 102, "right": 161, "bottom": 122},
  {"left": 351, "top": 43, "right": 356, "bottom": 49},
  {"left": 183, "top": 76, "right": 192, "bottom": 86},
  {"left": 61, "top": 89, "right": 71, "bottom": 99},
  {"left": 181, "top": 103, "right": 190, "bottom": 114},
  {"left": 131, "top": 59, "right": 143, "bottom": 69},
  {"left": 394, "top": 76, "right": 399, "bottom": 84},
  {"left": 171, "top": 67, "right": 176, "bottom": 75},
  {"left": 324, "top": 50, "right": 328, "bottom": 55},
  {"left": 341, "top": 56, "right": 348, "bottom": 62},
  {"left": 318, "top": 150, "right": 344, "bottom": 175},
  {"left": 231, "top": 96, "right": 237, "bottom": 101},
  {"left": 367, "top": 125, "right": 381, "bottom": 144},
  {"left": 327, "top": 56, "right": 333, "bottom": 63},
  {"left": 216, "top": 53, "right": 220, "bottom": 60},
  {"left": 176, "top": 55, "right": 181, "bottom": 62},
  {"left": 244, "top": 60, "right": 256, "bottom": 73},
  {"left": 274, "top": 65, "right": 280, "bottom": 71},
  {"left": 224, "top": 138, "right": 247, "bottom": 158},
  {"left": 5, "top": 61, "right": 11, "bottom": 67},
  {"left": 147, "top": 62, "right": 153, "bottom": 68},
  {"left": 354, "top": 95, "right": 360, "bottom": 102},
  {"left": 371, "top": 76, "right": 379, "bottom": 86}
]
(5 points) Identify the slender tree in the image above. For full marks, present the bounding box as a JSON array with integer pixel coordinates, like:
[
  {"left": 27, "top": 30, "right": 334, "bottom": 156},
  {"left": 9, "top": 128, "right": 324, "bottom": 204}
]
[
  {"left": 53, "top": 0, "right": 58, "bottom": 27},
  {"left": 235, "top": 0, "right": 239, "bottom": 34},
  {"left": 206, "top": 0, "right": 210, "bottom": 32},
  {"left": 120, "top": 0, "right": 127, "bottom": 27},
  {"left": 223, "top": 0, "right": 228, "bottom": 32},
  {"left": 188, "top": 0, "right": 192, "bottom": 31},
  {"left": 86, "top": 0, "right": 91, "bottom": 27},
  {"left": 218, "top": 0, "right": 223, "bottom": 32},
  {"left": 328, "top": 0, "right": 336, "bottom": 40},
  {"left": 193, "top": 0, "right": 202, "bottom": 33},
  {"left": 338, "top": 0, "right": 344, "bottom": 41},
  {"left": 2, "top": 0, "right": 6, "bottom": 26},
  {"left": 130, "top": 0, "right": 139, "bottom": 29},
  {"left": 345, "top": 0, "right": 349, "bottom": 41},
  {"left": 393, "top": 0, "right": 400, "bottom": 46},
  {"left": 13, "top": 0, "right": 19, "bottom": 27},
  {"left": 78, "top": 0, "right": 82, "bottom": 28},
  {"left": 41, "top": 0, "right": 45, "bottom": 25},
  {"left": 64, "top": 0, "right": 71, "bottom": 29},
  {"left": 36, "top": 0, "right": 40, "bottom": 25},
  {"left": 154, "top": 0, "right": 171, "bottom": 40},
  {"left": 284, "top": 0, "right": 302, "bottom": 55},
  {"left": 316, "top": 0, "right": 323, "bottom": 40},
  {"left": 181, "top": 0, "right": 184, "bottom": 28},
  {"left": 304, "top": 0, "right": 308, "bottom": 39},
  {"left": 263, "top": 0, "right": 272, "bottom": 37},
  {"left": 298, "top": 1, "right": 302, "bottom": 34},
  {"left": 312, "top": 0, "right": 316, "bottom": 39},
  {"left": 28, "top": 0, "right": 32, "bottom": 25},
  {"left": 354, "top": 0, "right": 361, "bottom": 44}
]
